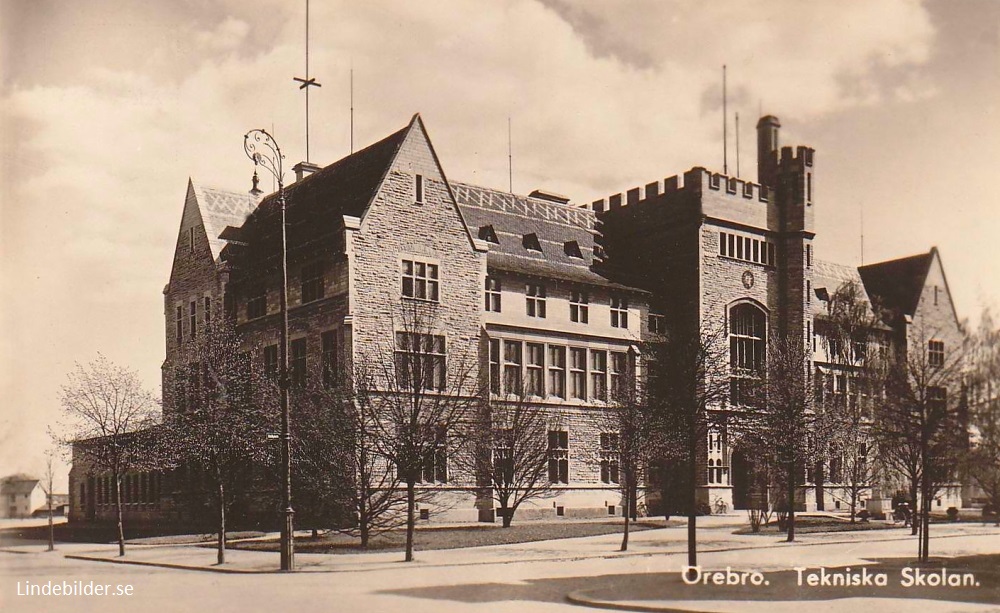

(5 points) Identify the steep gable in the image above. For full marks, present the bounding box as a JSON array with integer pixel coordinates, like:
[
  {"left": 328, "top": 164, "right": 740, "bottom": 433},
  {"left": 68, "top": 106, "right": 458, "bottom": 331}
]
[{"left": 858, "top": 251, "right": 934, "bottom": 319}]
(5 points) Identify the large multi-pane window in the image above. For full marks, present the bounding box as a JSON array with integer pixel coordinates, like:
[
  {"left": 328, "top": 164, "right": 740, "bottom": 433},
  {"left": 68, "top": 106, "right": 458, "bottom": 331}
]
[
  {"left": 290, "top": 338, "right": 307, "bottom": 388},
  {"left": 548, "top": 346, "right": 566, "bottom": 399},
  {"left": 599, "top": 433, "right": 619, "bottom": 484},
  {"left": 610, "top": 352, "right": 628, "bottom": 398},
  {"left": 548, "top": 430, "right": 569, "bottom": 483},
  {"left": 485, "top": 277, "right": 501, "bottom": 312},
  {"left": 928, "top": 340, "right": 945, "bottom": 367},
  {"left": 719, "top": 231, "right": 776, "bottom": 267},
  {"left": 570, "top": 291, "right": 589, "bottom": 323},
  {"left": 707, "top": 430, "right": 728, "bottom": 484},
  {"left": 402, "top": 259, "right": 439, "bottom": 301},
  {"left": 526, "top": 343, "right": 545, "bottom": 396},
  {"left": 489, "top": 339, "right": 501, "bottom": 395},
  {"left": 590, "top": 350, "right": 608, "bottom": 401},
  {"left": 395, "top": 333, "right": 446, "bottom": 391},
  {"left": 729, "top": 303, "right": 766, "bottom": 406},
  {"left": 419, "top": 426, "right": 447, "bottom": 484},
  {"left": 610, "top": 296, "right": 628, "bottom": 328},
  {"left": 503, "top": 340, "right": 523, "bottom": 393},
  {"left": 301, "top": 261, "right": 325, "bottom": 303},
  {"left": 263, "top": 345, "right": 279, "bottom": 380},
  {"left": 247, "top": 289, "right": 267, "bottom": 320},
  {"left": 570, "top": 348, "right": 587, "bottom": 400},
  {"left": 526, "top": 284, "right": 546, "bottom": 318}
]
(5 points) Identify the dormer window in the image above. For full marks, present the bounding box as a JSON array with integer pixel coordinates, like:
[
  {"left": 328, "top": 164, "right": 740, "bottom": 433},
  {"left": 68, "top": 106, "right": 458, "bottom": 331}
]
[
  {"left": 523, "top": 233, "right": 542, "bottom": 252},
  {"left": 564, "top": 240, "right": 582, "bottom": 259},
  {"left": 478, "top": 225, "right": 499, "bottom": 244}
]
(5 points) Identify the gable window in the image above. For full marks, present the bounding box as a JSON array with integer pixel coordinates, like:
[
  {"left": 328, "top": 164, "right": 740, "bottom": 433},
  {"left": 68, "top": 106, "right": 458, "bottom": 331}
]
[
  {"left": 478, "top": 225, "right": 499, "bottom": 244},
  {"left": 526, "top": 284, "right": 546, "bottom": 318},
  {"left": 414, "top": 174, "right": 424, "bottom": 204},
  {"left": 175, "top": 305, "right": 183, "bottom": 343},
  {"left": 564, "top": 240, "right": 583, "bottom": 259},
  {"left": 523, "top": 233, "right": 542, "bottom": 252},
  {"left": 247, "top": 289, "right": 267, "bottom": 320},
  {"left": 547, "top": 430, "right": 569, "bottom": 484},
  {"left": 489, "top": 339, "right": 501, "bottom": 395},
  {"left": 569, "top": 348, "right": 587, "bottom": 400},
  {"left": 322, "top": 331, "right": 338, "bottom": 388},
  {"left": 263, "top": 345, "right": 279, "bottom": 380},
  {"left": 526, "top": 343, "right": 544, "bottom": 396},
  {"left": 570, "top": 291, "right": 589, "bottom": 323},
  {"left": 301, "top": 262, "right": 324, "bottom": 303},
  {"left": 591, "top": 350, "right": 608, "bottom": 401},
  {"left": 600, "top": 433, "right": 619, "bottom": 484},
  {"left": 290, "top": 338, "right": 307, "bottom": 388},
  {"left": 503, "top": 340, "right": 523, "bottom": 393},
  {"left": 189, "top": 300, "right": 197, "bottom": 340},
  {"left": 611, "top": 296, "right": 628, "bottom": 328},
  {"left": 402, "top": 259, "right": 439, "bottom": 302},
  {"left": 485, "top": 276, "right": 501, "bottom": 312},
  {"left": 395, "top": 333, "right": 447, "bottom": 391},
  {"left": 548, "top": 346, "right": 566, "bottom": 399},
  {"left": 928, "top": 340, "right": 945, "bottom": 367}
]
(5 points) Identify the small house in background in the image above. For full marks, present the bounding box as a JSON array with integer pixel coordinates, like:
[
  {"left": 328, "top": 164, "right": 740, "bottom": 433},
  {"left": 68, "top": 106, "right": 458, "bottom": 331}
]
[{"left": 1, "top": 476, "right": 46, "bottom": 518}]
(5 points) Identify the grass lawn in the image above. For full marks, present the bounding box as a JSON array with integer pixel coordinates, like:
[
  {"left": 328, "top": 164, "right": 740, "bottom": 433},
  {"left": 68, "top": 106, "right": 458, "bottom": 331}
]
[
  {"left": 227, "top": 519, "right": 670, "bottom": 554},
  {"left": 0, "top": 523, "right": 265, "bottom": 546},
  {"left": 733, "top": 517, "right": 898, "bottom": 535}
]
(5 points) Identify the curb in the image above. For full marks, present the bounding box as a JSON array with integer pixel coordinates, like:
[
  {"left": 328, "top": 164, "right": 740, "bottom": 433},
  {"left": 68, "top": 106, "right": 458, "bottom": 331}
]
[
  {"left": 566, "top": 589, "right": 715, "bottom": 613},
  {"left": 63, "top": 554, "right": 272, "bottom": 574}
]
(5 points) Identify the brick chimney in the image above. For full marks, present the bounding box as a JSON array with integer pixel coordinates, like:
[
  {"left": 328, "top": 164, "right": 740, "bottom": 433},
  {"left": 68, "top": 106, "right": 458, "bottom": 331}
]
[{"left": 293, "top": 161, "right": 321, "bottom": 182}]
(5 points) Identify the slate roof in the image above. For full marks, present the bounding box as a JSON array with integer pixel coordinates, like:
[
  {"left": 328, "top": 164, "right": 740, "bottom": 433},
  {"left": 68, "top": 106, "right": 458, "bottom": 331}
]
[
  {"left": 190, "top": 183, "right": 256, "bottom": 260},
  {"left": 812, "top": 259, "right": 872, "bottom": 318},
  {"left": 0, "top": 479, "right": 40, "bottom": 495},
  {"left": 453, "top": 182, "right": 645, "bottom": 292},
  {"left": 858, "top": 251, "right": 934, "bottom": 317}
]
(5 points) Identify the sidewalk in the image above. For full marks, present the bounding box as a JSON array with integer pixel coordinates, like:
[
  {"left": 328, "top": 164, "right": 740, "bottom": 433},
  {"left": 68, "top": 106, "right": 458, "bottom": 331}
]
[{"left": 6, "top": 519, "right": 997, "bottom": 575}]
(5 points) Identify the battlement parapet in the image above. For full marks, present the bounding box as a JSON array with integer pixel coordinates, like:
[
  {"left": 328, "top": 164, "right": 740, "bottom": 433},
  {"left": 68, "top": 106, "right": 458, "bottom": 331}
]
[
  {"left": 592, "top": 167, "right": 772, "bottom": 213},
  {"left": 778, "top": 145, "right": 815, "bottom": 169}
]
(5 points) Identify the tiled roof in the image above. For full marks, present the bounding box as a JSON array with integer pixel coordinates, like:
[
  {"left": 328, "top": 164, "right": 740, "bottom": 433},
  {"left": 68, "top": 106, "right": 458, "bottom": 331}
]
[
  {"left": 812, "top": 259, "right": 871, "bottom": 318},
  {"left": 453, "top": 182, "right": 643, "bottom": 291},
  {"left": 190, "top": 183, "right": 255, "bottom": 260},
  {"left": 859, "top": 251, "right": 933, "bottom": 317}
]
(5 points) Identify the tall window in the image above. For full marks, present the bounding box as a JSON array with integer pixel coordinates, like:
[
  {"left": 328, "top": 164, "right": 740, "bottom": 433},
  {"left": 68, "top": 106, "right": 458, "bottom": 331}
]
[
  {"left": 489, "top": 339, "right": 501, "bottom": 395},
  {"left": 610, "top": 352, "right": 628, "bottom": 398},
  {"left": 548, "top": 346, "right": 566, "bottom": 399},
  {"left": 729, "top": 303, "right": 766, "bottom": 406},
  {"left": 301, "top": 262, "right": 324, "bottom": 303},
  {"left": 290, "top": 338, "right": 307, "bottom": 388},
  {"left": 189, "top": 300, "right": 197, "bottom": 340},
  {"left": 610, "top": 296, "right": 628, "bottom": 328},
  {"left": 600, "top": 433, "right": 619, "bottom": 484},
  {"left": 402, "top": 259, "right": 439, "bottom": 302},
  {"left": 175, "top": 305, "right": 183, "bottom": 342},
  {"left": 247, "top": 289, "right": 267, "bottom": 320},
  {"left": 591, "top": 350, "right": 607, "bottom": 401},
  {"left": 485, "top": 277, "right": 501, "bottom": 312},
  {"left": 420, "top": 426, "right": 447, "bottom": 483},
  {"left": 707, "top": 430, "right": 728, "bottom": 484},
  {"left": 414, "top": 174, "right": 424, "bottom": 204},
  {"left": 526, "top": 343, "right": 544, "bottom": 396},
  {"left": 503, "top": 340, "right": 522, "bottom": 393},
  {"left": 526, "top": 284, "right": 546, "bottom": 318},
  {"left": 322, "top": 331, "right": 338, "bottom": 388},
  {"left": 203, "top": 297, "right": 212, "bottom": 329},
  {"left": 648, "top": 312, "right": 665, "bottom": 334},
  {"left": 928, "top": 340, "right": 945, "bottom": 367},
  {"left": 395, "top": 333, "right": 446, "bottom": 391},
  {"left": 570, "top": 348, "right": 587, "bottom": 400},
  {"left": 548, "top": 430, "right": 569, "bottom": 483},
  {"left": 570, "top": 291, "right": 589, "bottom": 323},
  {"left": 263, "top": 345, "right": 279, "bottom": 380}
]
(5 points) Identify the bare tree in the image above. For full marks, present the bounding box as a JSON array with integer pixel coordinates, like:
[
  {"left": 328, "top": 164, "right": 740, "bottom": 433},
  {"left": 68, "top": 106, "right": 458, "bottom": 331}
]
[
  {"left": 40, "top": 450, "right": 58, "bottom": 551},
  {"left": 877, "top": 323, "right": 966, "bottom": 562},
  {"left": 57, "top": 354, "right": 160, "bottom": 557},
  {"left": 963, "top": 309, "right": 1000, "bottom": 526},
  {"left": 358, "top": 303, "right": 483, "bottom": 562},
  {"left": 468, "top": 391, "right": 553, "bottom": 529},
  {"left": 648, "top": 323, "right": 730, "bottom": 571},
  {"left": 164, "top": 323, "right": 277, "bottom": 565}
]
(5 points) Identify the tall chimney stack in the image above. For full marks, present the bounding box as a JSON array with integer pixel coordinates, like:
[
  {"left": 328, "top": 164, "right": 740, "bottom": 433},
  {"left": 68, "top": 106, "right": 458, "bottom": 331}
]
[{"left": 756, "top": 115, "right": 780, "bottom": 188}]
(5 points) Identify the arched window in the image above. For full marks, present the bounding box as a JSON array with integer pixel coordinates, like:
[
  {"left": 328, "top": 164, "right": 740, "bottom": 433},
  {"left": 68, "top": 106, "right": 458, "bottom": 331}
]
[{"left": 729, "top": 303, "right": 766, "bottom": 406}]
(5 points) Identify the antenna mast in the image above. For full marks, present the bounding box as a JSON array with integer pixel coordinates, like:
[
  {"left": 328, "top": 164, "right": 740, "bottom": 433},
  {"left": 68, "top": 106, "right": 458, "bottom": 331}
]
[
  {"left": 293, "top": 0, "right": 322, "bottom": 162},
  {"left": 350, "top": 62, "right": 355, "bottom": 154},
  {"left": 861, "top": 203, "right": 865, "bottom": 265},
  {"left": 723, "top": 65, "right": 728, "bottom": 175},
  {"left": 735, "top": 111, "right": 741, "bottom": 178},
  {"left": 508, "top": 116, "right": 513, "bottom": 194}
]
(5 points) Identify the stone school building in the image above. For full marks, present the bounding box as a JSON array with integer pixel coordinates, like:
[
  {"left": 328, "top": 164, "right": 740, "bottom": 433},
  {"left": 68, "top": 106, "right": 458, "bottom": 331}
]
[{"left": 69, "top": 113, "right": 965, "bottom": 525}]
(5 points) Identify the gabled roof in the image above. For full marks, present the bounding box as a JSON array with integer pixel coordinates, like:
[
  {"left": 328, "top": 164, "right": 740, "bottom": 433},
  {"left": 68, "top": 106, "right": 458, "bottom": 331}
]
[
  {"left": 859, "top": 250, "right": 934, "bottom": 317},
  {"left": 189, "top": 182, "right": 256, "bottom": 260},
  {"left": 0, "top": 479, "right": 40, "bottom": 495},
  {"left": 812, "top": 259, "right": 872, "bottom": 318}
]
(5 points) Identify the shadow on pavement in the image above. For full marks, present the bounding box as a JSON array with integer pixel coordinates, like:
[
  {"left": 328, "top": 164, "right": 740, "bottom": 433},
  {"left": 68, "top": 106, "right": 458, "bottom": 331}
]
[{"left": 377, "top": 554, "right": 1000, "bottom": 607}]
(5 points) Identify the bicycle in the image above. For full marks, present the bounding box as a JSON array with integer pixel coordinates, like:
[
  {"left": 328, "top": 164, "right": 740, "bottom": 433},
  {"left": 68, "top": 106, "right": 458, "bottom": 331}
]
[{"left": 712, "top": 496, "right": 729, "bottom": 515}]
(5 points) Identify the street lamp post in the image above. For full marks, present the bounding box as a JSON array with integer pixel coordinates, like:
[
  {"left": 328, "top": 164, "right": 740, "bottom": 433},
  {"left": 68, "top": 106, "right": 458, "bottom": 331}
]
[{"left": 244, "top": 129, "right": 295, "bottom": 571}]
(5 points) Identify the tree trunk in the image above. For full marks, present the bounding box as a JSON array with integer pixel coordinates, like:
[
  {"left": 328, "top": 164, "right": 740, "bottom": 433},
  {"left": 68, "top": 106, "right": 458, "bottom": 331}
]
[
  {"left": 920, "top": 482, "right": 931, "bottom": 562},
  {"left": 47, "top": 493, "right": 54, "bottom": 552},
  {"left": 621, "top": 477, "right": 631, "bottom": 552},
  {"left": 850, "top": 487, "right": 857, "bottom": 523},
  {"left": 404, "top": 481, "right": 415, "bottom": 562},
  {"left": 217, "top": 482, "right": 226, "bottom": 565},
  {"left": 687, "top": 436, "right": 698, "bottom": 577},
  {"left": 114, "top": 473, "right": 125, "bottom": 557},
  {"left": 910, "top": 479, "right": 919, "bottom": 536},
  {"left": 502, "top": 509, "right": 513, "bottom": 528},
  {"left": 786, "top": 460, "right": 796, "bottom": 542}
]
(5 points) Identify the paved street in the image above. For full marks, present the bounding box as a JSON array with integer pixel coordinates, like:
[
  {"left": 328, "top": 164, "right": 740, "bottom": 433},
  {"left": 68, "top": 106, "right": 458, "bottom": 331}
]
[{"left": 1, "top": 521, "right": 998, "bottom": 613}]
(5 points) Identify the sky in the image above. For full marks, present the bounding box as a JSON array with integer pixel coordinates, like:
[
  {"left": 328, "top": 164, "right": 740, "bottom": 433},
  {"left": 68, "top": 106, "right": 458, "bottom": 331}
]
[{"left": 1, "top": 0, "right": 998, "bottom": 488}]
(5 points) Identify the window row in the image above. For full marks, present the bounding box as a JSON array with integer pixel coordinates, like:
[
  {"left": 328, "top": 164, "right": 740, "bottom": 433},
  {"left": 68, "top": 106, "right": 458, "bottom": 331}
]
[
  {"left": 488, "top": 339, "right": 632, "bottom": 401},
  {"left": 243, "top": 261, "right": 328, "bottom": 322},
  {"left": 175, "top": 297, "right": 213, "bottom": 343},
  {"left": 89, "top": 472, "right": 161, "bottom": 506},
  {"left": 719, "top": 231, "right": 776, "bottom": 267},
  {"left": 484, "top": 277, "right": 631, "bottom": 329}
]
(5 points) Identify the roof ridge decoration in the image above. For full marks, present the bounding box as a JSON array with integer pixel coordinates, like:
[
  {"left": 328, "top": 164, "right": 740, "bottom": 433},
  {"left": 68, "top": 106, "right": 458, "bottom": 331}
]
[{"left": 451, "top": 181, "right": 594, "bottom": 231}]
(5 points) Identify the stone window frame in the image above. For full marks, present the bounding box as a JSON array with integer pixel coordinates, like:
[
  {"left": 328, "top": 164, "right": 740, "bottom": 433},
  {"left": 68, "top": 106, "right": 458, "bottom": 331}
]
[
  {"left": 485, "top": 276, "right": 501, "bottom": 312},
  {"left": 610, "top": 296, "right": 628, "bottom": 329},
  {"left": 290, "top": 336, "right": 307, "bottom": 388},
  {"left": 599, "top": 432, "right": 620, "bottom": 484},
  {"left": 401, "top": 256, "right": 440, "bottom": 303},
  {"left": 928, "top": 340, "right": 945, "bottom": 368},
  {"left": 526, "top": 283, "right": 547, "bottom": 318},
  {"left": 394, "top": 332, "right": 447, "bottom": 392},
  {"left": 414, "top": 173, "right": 424, "bottom": 205},
  {"left": 570, "top": 290, "right": 589, "bottom": 324},
  {"left": 301, "top": 261, "right": 325, "bottom": 304},
  {"left": 547, "top": 429, "right": 569, "bottom": 484}
]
